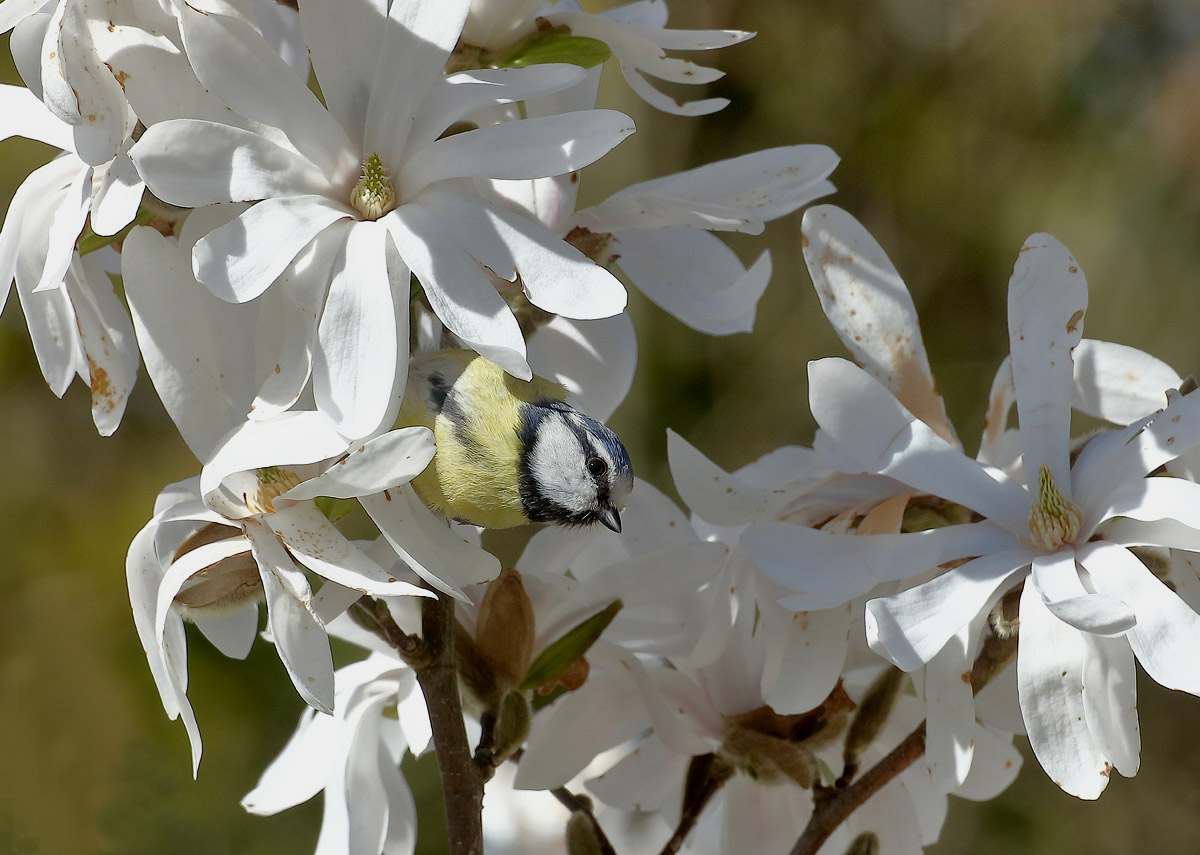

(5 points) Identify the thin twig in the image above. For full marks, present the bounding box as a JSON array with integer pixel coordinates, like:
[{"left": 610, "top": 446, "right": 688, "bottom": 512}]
[
  {"left": 787, "top": 621, "right": 1019, "bottom": 855},
  {"left": 414, "top": 594, "right": 484, "bottom": 855},
  {"left": 657, "top": 754, "right": 732, "bottom": 855},
  {"left": 549, "top": 787, "right": 620, "bottom": 855},
  {"left": 348, "top": 596, "right": 426, "bottom": 665},
  {"left": 788, "top": 724, "right": 927, "bottom": 855}
]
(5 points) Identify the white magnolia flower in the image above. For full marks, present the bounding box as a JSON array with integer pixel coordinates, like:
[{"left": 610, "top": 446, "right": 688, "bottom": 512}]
[
  {"left": 518, "top": 604, "right": 1020, "bottom": 855},
  {"left": 243, "top": 653, "right": 431, "bottom": 855},
  {"left": 462, "top": 0, "right": 753, "bottom": 116},
  {"left": 757, "top": 229, "right": 1200, "bottom": 798},
  {"left": 129, "top": 0, "right": 633, "bottom": 439},
  {"left": 0, "top": 81, "right": 142, "bottom": 433},
  {"left": 564, "top": 146, "right": 840, "bottom": 334},
  {"left": 1, "top": 0, "right": 306, "bottom": 165}
]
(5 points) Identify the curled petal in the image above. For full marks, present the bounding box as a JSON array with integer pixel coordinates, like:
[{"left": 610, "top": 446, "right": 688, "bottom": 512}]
[{"left": 1017, "top": 583, "right": 1111, "bottom": 799}]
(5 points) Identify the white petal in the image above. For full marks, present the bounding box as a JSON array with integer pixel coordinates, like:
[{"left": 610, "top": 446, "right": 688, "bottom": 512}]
[
  {"left": 1080, "top": 408, "right": 1200, "bottom": 528},
  {"left": 978, "top": 356, "right": 1017, "bottom": 468},
  {"left": 399, "top": 110, "right": 635, "bottom": 198},
  {"left": 193, "top": 604, "right": 259, "bottom": 659},
  {"left": 271, "top": 503, "right": 434, "bottom": 598},
  {"left": 89, "top": 147, "right": 144, "bottom": 237},
  {"left": 68, "top": 252, "right": 139, "bottom": 435},
  {"left": 483, "top": 201, "right": 627, "bottom": 320},
  {"left": 242, "top": 707, "right": 337, "bottom": 814},
  {"left": 865, "top": 548, "right": 1030, "bottom": 671},
  {"left": 248, "top": 284, "right": 318, "bottom": 420},
  {"left": 247, "top": 519, "right": 335, "bottom": 713},
  {"left": 720, "top": 774, "right": 808, "bottom": 854},
  {"left": 411, "top": 64, "right": 587, "bottom": 150},
  {"left": 1072, "top": 339, "right": 1179, "bottom": 424},
  {"left": 34, "top": 163, "right": 88, "bottom": 295},
  {"left": 194, "top": 196, "right": 349, "bottom": 303},
  {"left": 613, "top": 229, "right": 770, "bottom": 334},
  {"left": 596, "top": 145, "right": 839, "bottom": 228},
  {"left": 515, "top": 671, "right": 648, "bottom": 790},
  {"left": 299, "top": 0, "right": 386, "bottom": 154},
  {"left": 955, "top": 724, "right": 1023, "bottom": 801},
  {"left": 1007, "top": 234, "right": 1087, "bottom": 491},
  {"left": 123, "top": 227, "right": 261, "bottom": 460},
  {"left": 1080, "top": 634, "right": 1140, "bottom": 777},
  {"left": 1016, "top": 582, "right": 1111, "bottom": 799},
  {"left": 584, "top": 736, "right": 689, "bottom": 813},
  {"left": 126, "top": 519, "right": 204, "bottom": 773},
  {"left": 200, "top": 411, "right": 349, "bottom": 498},
  {"left": 44, "top": 1, "right": 132, "bottom": 165},
  {"left": 809, "top": 358, "right": 1031, "bottom": 533},
  {"left": 154, "top": 539, "right": 253, "bottom": 657},
  {"left": 760, "top": 602, "right": 850, "bottom": 714},
  {"left": 923, "top": 624, "right": 977, "bottom": 790},
  {"left": 618, "top": 60, "right": 729, "bottom": 116},
  {"left": 750, "top": 521, "right": 1019, "bottom": 606},
  {"left": 343, "top": 698, "right": 393, "bottom": 855},
  {"left": 387, "top": 204, "right": 529, "bottom": 378},
  {"left": 363, "top": 0, "right": 471, "bottom": 162},
  {"left": 313, "top": 220, "right": 399, "bottom": 440},
  {"left": 130, "top": 120, "right": 330, "bottom": 206},
  {"left": 359, "top": 488, "right": 500, "bottom": 600},
  {"left": 285, "top": 428, "right": 436, "bottom": 500},
  {"left": 592, "top": 644, "right": 717, "bottom": 755},
  {"left": 176, "top": 2, "right": 354, "bottom": 180},
  {"left": 802, "top": 204, "right": 955, "bottom": 444},
  {"left": 1081, "top": 540, "right": 1200, "bottom": 695},
  {"left": 0, "top": 82, "right": 73, "bottom": 149},
  {"left": 668, "top": 429, "right": 800, "bottom": 527},
  {"left": 527, "top": 313, "right": 637, "bottom": 423},
  {"left": 1030, "top": 550, "right": 1135, "bottom": 637},
  {"left": 0, "top": 0, "right": 45, "bottom": 36}
]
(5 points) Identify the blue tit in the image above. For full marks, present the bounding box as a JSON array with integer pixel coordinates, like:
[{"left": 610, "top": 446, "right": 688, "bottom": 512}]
[{"left": 398, "top": 349, "right": 633, "bottom": 531}]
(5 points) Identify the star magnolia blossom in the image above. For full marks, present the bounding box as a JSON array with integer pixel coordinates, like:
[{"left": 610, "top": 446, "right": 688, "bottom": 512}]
[
  {"left": 517, "top": 604, "right": 1021, "bottom": 855},
  {"left": 0, "top": 83, "right": 142, "bottom": 433},
  {"left": 758, "top": 232, "right": 1200, "bottom": 798},
  {"left": 461, "top": 0, "right": 753, "bottom": 116},
  {"left": 564, "top": 145, "right": 840, "bottom": 334},
  {"left": 242, "top": 653, "right": 431, "bottom": 855},
  {"left": 128, "top": 0, "right": 633, "bottom": 439}
]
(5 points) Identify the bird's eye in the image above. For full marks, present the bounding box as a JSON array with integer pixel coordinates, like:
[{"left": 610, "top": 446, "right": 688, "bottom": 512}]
[{"left": 586, "top": 457, "right": 608, "bottom": 478}]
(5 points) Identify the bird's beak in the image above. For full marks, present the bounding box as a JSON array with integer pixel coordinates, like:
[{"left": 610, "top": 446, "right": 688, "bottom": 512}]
[{"left": 597, "top": 506, "right": 622, "bottom": 533}]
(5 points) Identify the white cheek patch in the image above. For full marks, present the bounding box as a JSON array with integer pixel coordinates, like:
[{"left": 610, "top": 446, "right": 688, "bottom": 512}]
[{"left": 529, "top": 417, "right": 595, "bottom": 514}]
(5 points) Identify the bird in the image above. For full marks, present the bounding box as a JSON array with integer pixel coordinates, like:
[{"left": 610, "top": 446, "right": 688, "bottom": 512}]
[{"left": 398, "top": 349, "right": 633, "bottom": 531}]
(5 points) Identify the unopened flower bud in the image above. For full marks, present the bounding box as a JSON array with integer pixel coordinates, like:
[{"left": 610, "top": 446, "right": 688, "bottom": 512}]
[
  {"left": 844, "top": 831, "right": 880, "bottom": 855},
  {"left": 488, "top": 689, "right": 532, "bottom": 766},
  {"left": 476, "top": 569, "right": 536, "bottom": 693},
  {"left": 565, "top": 810, "right": 605, "bottom": 855},
  {"left": 841, "top": 668, "right": 904, "bottom": 786}
]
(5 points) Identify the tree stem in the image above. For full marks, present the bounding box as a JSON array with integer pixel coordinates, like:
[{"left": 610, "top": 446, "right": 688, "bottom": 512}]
[
  {"left": 354, "top": 595, "right": 484, "bottom": 855},
  {"left": 415, "top": 594, "right": 484, "bottom": 855}
]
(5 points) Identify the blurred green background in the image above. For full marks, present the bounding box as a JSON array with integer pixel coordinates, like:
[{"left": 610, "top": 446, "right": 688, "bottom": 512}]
[{"left": 5, "top": 0, "right": 1200, "bottom": 852}]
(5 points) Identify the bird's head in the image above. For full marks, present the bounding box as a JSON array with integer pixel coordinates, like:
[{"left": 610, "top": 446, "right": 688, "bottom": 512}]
[{"left": 518, "top": 402, "right": 633, "bottom": 532}]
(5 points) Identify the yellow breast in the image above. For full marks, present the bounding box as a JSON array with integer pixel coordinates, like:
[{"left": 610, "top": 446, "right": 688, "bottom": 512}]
[{"left": 397, "top": 350, "right": 566, "bottom": 529}]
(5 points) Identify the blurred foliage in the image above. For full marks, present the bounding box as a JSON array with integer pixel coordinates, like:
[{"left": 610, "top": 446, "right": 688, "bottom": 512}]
[{"left": 4, "top": 0, "right": 1200, "bottom": 853}]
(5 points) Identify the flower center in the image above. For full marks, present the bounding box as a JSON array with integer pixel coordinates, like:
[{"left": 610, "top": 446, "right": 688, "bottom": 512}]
[
  {"left": 247, "top": 467, "right": 302, "bottom": 515},
  {"left": 350, "top": 153, "right": 396, "bottom": 221},
  {"left": 1027, "top": 464, "right": 1082, "bottom": 550}
]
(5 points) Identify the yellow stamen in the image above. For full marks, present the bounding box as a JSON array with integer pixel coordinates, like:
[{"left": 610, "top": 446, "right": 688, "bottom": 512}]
[
  {"left": 350, "top": 153, "right": 396, "bottom": 220},
  {"left": 247, "top": 466, "right": 302, "bottom": 515},
  {"left": 1027, "top": 464, "right": 1082, "bottom": 550}
]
